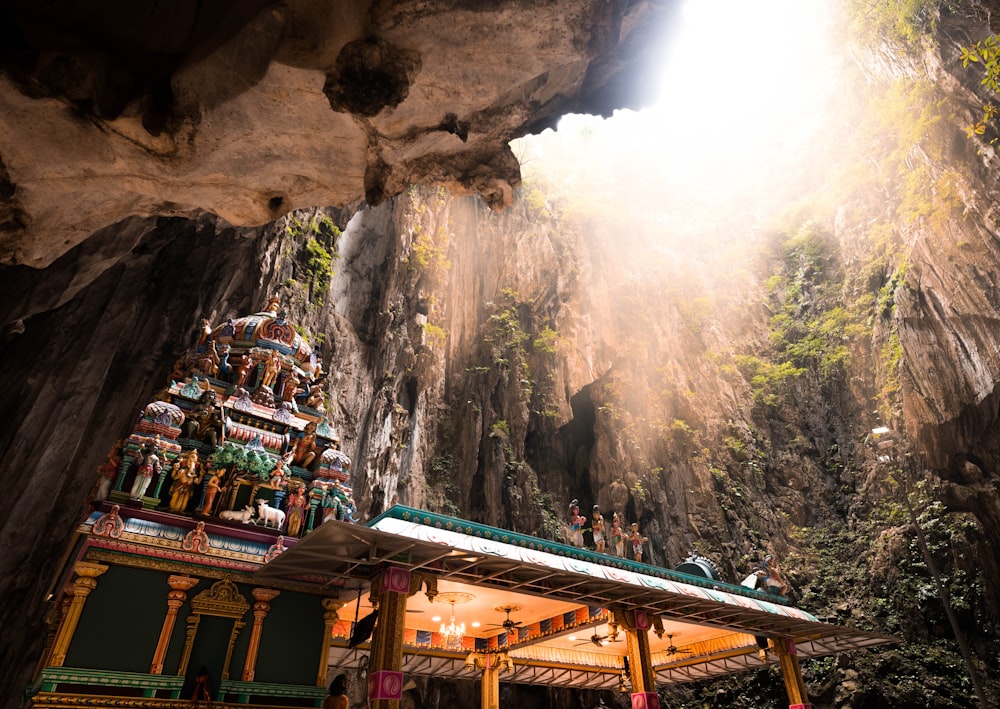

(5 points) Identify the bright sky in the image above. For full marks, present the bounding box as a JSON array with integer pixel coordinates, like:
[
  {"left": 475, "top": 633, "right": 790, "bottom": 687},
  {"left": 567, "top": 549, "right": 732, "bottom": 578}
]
[{"left": 516, "top": 0, "right": 841, "bottom": 214}]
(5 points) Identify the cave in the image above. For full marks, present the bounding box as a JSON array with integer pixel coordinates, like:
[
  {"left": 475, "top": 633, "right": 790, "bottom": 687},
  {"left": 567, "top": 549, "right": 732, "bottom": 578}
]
[{"left": 3, "top": 1, "right": 1000, "bottom": 707}]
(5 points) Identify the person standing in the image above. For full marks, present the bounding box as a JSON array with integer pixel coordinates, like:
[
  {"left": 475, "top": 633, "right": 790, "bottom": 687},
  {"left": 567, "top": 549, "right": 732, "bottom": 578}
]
[{"left": 324, "top": 673, "right": 348, "bottom": 709}]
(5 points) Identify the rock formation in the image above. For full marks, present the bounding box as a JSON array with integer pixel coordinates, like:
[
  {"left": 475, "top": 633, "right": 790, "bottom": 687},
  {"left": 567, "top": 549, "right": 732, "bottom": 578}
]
[
  {"left": 0, "top": 0, "right": 675, "bottom": 267},
  {"left": 3, "top": 1, "right": 1000, "bottom": 707},
  {"left": 0, "top": 1, "right": 678, "bottom": 704}
]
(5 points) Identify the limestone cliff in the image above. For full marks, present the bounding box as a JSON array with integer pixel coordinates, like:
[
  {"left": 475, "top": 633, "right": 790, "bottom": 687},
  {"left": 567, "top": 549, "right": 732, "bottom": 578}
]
[
  {"left": 4, "top": 1, "right": 1000, "bottom": 708},
  {"left": 0, "top": 0, "right": 675, "bottom": 267}
]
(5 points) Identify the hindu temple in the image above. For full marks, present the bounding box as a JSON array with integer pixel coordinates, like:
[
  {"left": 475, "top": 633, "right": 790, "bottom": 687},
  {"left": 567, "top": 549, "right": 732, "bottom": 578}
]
[{"left": 21, "top": 299, "right": 894, "bottom": 709}]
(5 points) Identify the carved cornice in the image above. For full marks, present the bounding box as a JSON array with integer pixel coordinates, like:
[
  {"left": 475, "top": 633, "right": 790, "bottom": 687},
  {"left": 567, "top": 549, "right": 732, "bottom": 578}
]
[{"left": 190, "top": 578, "right": 249, "bottom": 618}]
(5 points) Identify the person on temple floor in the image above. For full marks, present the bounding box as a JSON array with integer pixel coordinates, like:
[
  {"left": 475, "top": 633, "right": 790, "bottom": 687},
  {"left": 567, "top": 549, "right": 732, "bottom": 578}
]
[
  {"left": 568, "top": 499, "right": 585, "bottom": 547},
  {"left": 323, "top": 673, "right": 349, "bottom": 709},
  {"left": 629, "top": 522, "right": 648, "bottom": 563},
  {"left": 190, "top": 666, "right": 213, "bottom": 708},
  {"left": 591, "top": 505, "right": 606, "bottom": 552}
]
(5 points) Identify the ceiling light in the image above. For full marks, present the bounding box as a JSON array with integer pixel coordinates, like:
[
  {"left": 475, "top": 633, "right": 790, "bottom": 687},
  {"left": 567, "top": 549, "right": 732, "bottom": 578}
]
[
  {"left": 471, "top": 621, "right": 481, "bottom": 628},
  {"left": 434, "top": 591, "right": 475, "bottom": 649},
  {"left": 432, "top": 616, "right": 441, "bottom": 622},
  {"left": 568, "top": 635, "right": 576, "bottom": 641}
]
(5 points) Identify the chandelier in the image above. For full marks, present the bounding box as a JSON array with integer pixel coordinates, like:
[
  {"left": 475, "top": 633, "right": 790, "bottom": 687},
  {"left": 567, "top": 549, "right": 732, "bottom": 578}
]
[{"left": 434, "top": 591, "right": 475, "bottom": 648}]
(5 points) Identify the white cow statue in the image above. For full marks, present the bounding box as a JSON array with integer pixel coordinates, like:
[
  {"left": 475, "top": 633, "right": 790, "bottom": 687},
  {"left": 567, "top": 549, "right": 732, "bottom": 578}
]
[
  {"left": 256, "top": 498, "right": 286, "bottom": 530},
  {"left": 219, "top": 505, "right": 255, "bottom": 523}
]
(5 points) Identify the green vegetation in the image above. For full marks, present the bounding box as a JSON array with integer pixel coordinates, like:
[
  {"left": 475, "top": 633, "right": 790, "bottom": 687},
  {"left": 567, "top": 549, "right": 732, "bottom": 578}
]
[
  {"left": 532, "top": 325, "right": 560, "bottom": 354},
  {"left": 421, "top": 322, "right": 448, "bottom": 351},
  {"left": 489, "top": 419, "right": 510, "bottom": 441},
  {"left": 961, "top": 35, "right": 1000, "bottom": 142},
  {"left": 484, "top": 289, "right": 532, "bottom": 397},
  {"left": 848, "top": 0, "right": 942, "bottom": 46},
  {"left": 285, "top": 211, "right": 341, "bottom": 305},
  {"left": 406, "top": 188, "right": 453, "bottom": 284},
  {"left": 427, "top": 448, "right": 461, "bottom": 516}
]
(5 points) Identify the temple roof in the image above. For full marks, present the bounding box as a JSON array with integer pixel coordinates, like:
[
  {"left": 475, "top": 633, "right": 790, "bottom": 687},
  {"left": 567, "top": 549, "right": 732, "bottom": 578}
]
[{"left": 256, "top": 505, "right": 895, "bottom": 690}]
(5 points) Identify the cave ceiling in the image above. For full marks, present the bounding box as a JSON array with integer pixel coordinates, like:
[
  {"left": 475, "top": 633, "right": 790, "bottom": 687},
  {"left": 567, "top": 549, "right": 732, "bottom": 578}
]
[{"left": 0, "top": 0, "right": 677, "bottom": 268}]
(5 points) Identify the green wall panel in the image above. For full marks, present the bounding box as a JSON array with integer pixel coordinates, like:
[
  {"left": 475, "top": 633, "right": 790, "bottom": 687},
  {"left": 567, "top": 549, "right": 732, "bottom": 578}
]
[
  {"left": 253, "top": 591, "right": 323, "bottom": 685},
  {"left": 65, "top": 565, "right": 167, "bottom": 672}
]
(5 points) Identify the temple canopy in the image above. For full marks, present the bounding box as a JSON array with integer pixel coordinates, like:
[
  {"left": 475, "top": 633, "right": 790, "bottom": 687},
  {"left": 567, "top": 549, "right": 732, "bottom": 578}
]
[{"left": 257, "top": 506, "right": 894, "bottom": 691}]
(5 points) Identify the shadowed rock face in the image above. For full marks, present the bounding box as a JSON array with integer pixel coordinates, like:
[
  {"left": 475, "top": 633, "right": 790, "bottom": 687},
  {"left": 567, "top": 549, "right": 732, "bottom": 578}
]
[
  {"left": 0, "top": 3, "right": 677, "bottom": 704},
  {"left": 0, "top": 0, "right": 677, "bottom": 267}
]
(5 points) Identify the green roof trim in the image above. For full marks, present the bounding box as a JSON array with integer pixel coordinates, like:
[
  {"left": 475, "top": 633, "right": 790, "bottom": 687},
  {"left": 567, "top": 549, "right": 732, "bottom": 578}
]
[{"left": 368, "top": 505, "right": 781, "bottom": 602}]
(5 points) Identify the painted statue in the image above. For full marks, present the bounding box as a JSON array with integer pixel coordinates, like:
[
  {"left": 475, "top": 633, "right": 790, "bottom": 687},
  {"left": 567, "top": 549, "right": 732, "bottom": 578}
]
[
  {"left": 261, "top": 350, "right": 282, "bottom": 390},
  {"left": 235, "top": 355, "right": 253, "bottom": 387},
  {"left": 181, "top": 390, "right": 223, "bottom": 448},
  {"left": 199, "top": 471, "right": 223, "bottom": 514},
  {"left": 285, "top": 484, "right": 307, "bottom": 537},
  {"left": 268, "top": 458, "right": 288, "bottom": 490},
  {"left": 130, "top": 437, "right": 162, "bottom": 500},
  {"left": 568, "top": 499, "right": 585, "bottom": 547},
  {"left": 610, "top": 512, "right": 625, "bottom": 557},
  {"left": 169, "top": 450, "right": 203, "bottom": 512},
  {"left": 216, "top": 344, "right": 232, "bottom": 381},
  {"left": 322, "top": 484, "right": 340, "bottom": 523},
  {"left": 743, "top": 554, "right": 791, "bottom": 596},
  {"left": 591, "top": 505, "right": 606, "bottom": 553},
  {"left": 628, "top": 522, "right": 648, "bottom": 563},
  {"left": 95, "top": 440, "right": 123, "bottom": 501},
  {"left": 289, "top": 421, "right": 320, "bottom": 469}
]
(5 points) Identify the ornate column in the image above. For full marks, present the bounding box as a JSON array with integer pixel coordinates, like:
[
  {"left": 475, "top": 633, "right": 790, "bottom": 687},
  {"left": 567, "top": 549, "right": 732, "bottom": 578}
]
[
  {"left": 150, "top": 576, "right": 198, "bottom": 674},
  {"left": 614, "top": 608, "right": 659, "bottom": 709},
  {"left": 367, "top": 567, "right": 410, "bottom": 709},
  {"left": 317, "top": 598, "right": 344, "bottom": 687},
  {"left": 41, "top": 585, "right": 75, "bottom": 667},
  {"left": 177, "top": 615, "right": 202, "bottom": 677},
  {"left": 222, "top": 621, "right": 246, "bottom": 680},
  {"left": 49, "top": 562, "right": 109, "bottom": 667},
  {"left": 772, "top": 638, "right": 812, "bottom": 709},
  {"left": 465, "top": 651, "right": 514, "bottom": 709},
  {"left": 242, "top": 588, "right": 281, "bottom": 681}
]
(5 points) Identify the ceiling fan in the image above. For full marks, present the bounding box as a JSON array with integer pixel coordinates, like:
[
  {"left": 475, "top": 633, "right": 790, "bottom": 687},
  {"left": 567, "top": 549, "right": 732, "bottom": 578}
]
[
  {"left": 664, "top": 633, "right": 692, "bottom": 657},
  {"left": 575, "top": 632, "right": 621, "bottom": 648},
  {"left": 486, "top": 604, "right": 523, "bottom": 634}
]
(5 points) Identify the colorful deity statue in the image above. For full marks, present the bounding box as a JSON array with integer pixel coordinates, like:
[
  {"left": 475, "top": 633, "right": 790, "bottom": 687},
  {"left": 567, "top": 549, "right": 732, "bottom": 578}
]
[
  {"left": 181, "top": 390, "right": 223, "bottom": 448},
  {"left": 285, "top": 483, "right": 308, "bottom": 537},
  {"left": 95, "top": 440, "right": 124, "bottom": 501},
  {"left": 628, "top": 522, "right": 648, "bottom": 563},
  {"left": 745, "top": 554, "right": 791, "bottom": 596},
  {"left": 591, "top": 505, "right": 606, "bottom": 552},
  {"left": 610, "top": 512, "right": 625, "bottom": 557},
  {"left": 261, "top": 350, "right": 282, "bottom": 390},
  {"left": 288, "top": 421, "right": 320, "bottom": 470},
  {"left": 130, "top": 437, "right": 162, "bottom": 500},
  {"left": 169, "top": 450, "right": 203, "bottom": 512},
  {"left": 568, "top": 499, "right": 585, "bottom": 547},
  {"left": 198, "top": 470, "right": 223, "bottom": 515}
]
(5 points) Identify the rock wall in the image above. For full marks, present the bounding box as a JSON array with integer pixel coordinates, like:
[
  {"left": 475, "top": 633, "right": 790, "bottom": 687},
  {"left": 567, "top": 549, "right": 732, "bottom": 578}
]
[{"left": 0, "top": 0, "right": 677, "bottom": 267}]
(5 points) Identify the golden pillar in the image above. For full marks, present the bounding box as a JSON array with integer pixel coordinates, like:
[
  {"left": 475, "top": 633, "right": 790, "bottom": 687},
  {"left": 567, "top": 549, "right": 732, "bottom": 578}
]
[
  {"left": 41, "top": 585, "right": 75, "bottom": 667},
  {"left": 177, "top": 614, "right": 202, "bottom": 677},
  {"left": 317, "top": 598, "right": 344, "bottom": 687},
  {"left": 367, "top": 567, "right": 411, "bottom": 709},
  {"left": 772, "top": 638, "right": 812, "bottom": 709},
  {"left": 614, "top": 608, "right": 659, "bottom": 709},
  {"left": 465, "top": 651, "right": 514, "bottom": 709},
  {"left": 150, "top": 575, "right": 198, "bottom": 674},
  {"left": 242, "top": 588, "right": 281, "bottom": 681},
  {"left": 49, "top": 562, "right": 108, "bottom": 667}
]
